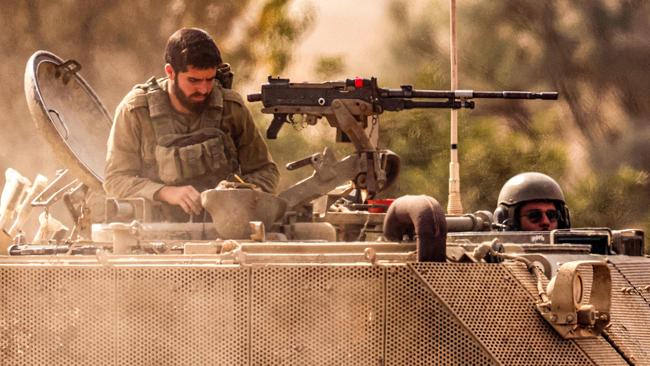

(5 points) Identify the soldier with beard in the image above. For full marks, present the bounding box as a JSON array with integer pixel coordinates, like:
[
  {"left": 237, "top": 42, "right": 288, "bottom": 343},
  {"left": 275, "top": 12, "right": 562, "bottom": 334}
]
[{"left": 104, "top": 28, "right": 279, "bottom": 221}]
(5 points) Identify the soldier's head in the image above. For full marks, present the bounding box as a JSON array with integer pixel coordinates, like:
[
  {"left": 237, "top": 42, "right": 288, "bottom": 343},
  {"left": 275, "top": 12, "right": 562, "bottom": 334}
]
[
  {"left": 164, "top": 28, "right": 222, "bottom": 113},
  {"left": 494, "top": 172, "right": 571, "bottom": 231},
  {"left": 165, "top": 28, "right": 222, "bottom": 73}
]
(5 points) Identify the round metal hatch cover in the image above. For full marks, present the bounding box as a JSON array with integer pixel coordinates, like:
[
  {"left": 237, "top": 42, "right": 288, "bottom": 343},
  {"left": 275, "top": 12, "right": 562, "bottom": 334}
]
[{"left": 24, "top": 50, "right": 112, "bottom": 190}]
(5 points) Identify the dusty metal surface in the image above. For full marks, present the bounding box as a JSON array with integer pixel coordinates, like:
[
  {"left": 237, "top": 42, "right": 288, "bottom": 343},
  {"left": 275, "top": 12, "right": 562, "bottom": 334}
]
[
  {"left": 24, "top": 51, "right": 111, "bottom": 189},
  {"left": 115, "top": 266, "right": 249, "bottom": 365},
  {"left": 0, "top": 267, "right": 115, "bottom": 364},
  {"left": 606, "top": 257, "right": 650, "bottom": 365},
  {"left": 507, "top": 262, "right": 628, "bottom": 366},
  {"left": 202, "top": 188, "right": 287, "bottom": 239},
  {"left": 0, "top": 265, "right": 249, "bottom": 365},
  {"left": 2, "top": 258, "right": 646, "bottom": 365},
  {"left": 608, "top": 256, "right": 650, "bottom": 303},
  {"left": 386, "top": 266, "right": 497, "bottom": 365},
  {"left": 251, "top": 266, "right": 384, "bottom": 365},
  {"left": 411, "top": 262, "right": 595, "bottom": 365},
  {"left": 92, "top": 222, "right": 219, "bottom": 243}
]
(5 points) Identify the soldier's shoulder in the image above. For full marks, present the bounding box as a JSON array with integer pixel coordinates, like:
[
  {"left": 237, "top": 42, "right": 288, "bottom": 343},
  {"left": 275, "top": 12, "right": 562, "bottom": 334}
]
[
  {"left": 121, "top": 77, "right": 166, "bottom": 111},
  {"left": 222, "top": 88, "right": 245, "bottom": 106},
  {"left": 121, "top": 87, "right": 148, "bottom": 112}
]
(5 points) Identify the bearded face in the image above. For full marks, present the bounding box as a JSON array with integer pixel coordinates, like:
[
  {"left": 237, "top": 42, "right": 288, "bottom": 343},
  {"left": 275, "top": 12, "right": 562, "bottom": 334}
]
[{"left": 168, "top": 65, "right": 216, "bottom": 114}]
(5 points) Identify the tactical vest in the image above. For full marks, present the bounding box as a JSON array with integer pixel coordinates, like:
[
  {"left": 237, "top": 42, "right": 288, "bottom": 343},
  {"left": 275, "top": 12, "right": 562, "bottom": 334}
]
[{"left": 142, "top": 78, "right": 240, "bottom": 189}]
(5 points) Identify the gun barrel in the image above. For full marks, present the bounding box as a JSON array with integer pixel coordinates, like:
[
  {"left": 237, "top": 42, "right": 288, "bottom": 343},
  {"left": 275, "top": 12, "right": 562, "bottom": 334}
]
[
  {"left": 382, "top": 89, "right": 456, "bottom": 98},
  {"left": 472, "top": 91, "right": 559, "bottom": 100},
  {"left": 247, "top": 93, "right": 262, "bottom": 102},
  {"left": 381, "top": 89, "right": 558, "bottom": 100},
  {"left": 381, "top": 99, "right": 475, "bottom": 111}
]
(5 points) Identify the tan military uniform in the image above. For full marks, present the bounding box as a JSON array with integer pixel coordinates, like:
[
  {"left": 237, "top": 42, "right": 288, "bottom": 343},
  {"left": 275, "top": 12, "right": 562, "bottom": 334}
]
[{"left": 104, "top": 78, "right": 279, "bottom": 219}]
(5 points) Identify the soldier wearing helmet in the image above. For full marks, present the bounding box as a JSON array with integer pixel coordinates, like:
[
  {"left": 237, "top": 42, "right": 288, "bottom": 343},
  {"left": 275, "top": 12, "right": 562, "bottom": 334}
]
[{"left": 494, "top": 172, "right": 571, "bottom": 231}]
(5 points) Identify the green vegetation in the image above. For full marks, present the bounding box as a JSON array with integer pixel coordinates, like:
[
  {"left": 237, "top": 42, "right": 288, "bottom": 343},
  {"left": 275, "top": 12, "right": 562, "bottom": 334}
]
[
  {"left": 314, "top": 55, "right": 346, "bottom": 80},
  {"left": 379, "top": 104, "right": 568, "bottom": 212},
  {"left": 374, "top": 0, "right": 650, "bottom": 250}
]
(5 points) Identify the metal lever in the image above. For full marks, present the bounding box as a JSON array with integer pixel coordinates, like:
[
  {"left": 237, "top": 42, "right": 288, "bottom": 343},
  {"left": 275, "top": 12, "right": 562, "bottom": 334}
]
[{"left": 285, "top": 153, "right": 321, "bottom": 171}]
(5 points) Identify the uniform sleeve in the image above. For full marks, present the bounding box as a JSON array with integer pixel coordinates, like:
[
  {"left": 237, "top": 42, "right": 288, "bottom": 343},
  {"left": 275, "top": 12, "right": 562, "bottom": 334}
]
[
  {"left": 103, "top": 96, "right": 165, "bottom": 201},
  {"left": 231, "top": 103, "right": 280, "bottom": 194}
]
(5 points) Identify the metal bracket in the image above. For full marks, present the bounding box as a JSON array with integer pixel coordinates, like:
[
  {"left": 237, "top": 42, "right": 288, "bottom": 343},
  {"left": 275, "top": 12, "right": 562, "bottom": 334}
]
[
  {"left": 30, "top": 169, "right": 92, "bottom": 241},
  {"left": 63, "top": 182, "right": 91, "bottom": 240},
  {"left": 536, "top": 260, "right": 611, "bottom": 338},
  {"left": 279, "top": 148, "right": 359, "bottom": 209},
  {"left": 31, "top": 169, "right": 79, "bottom": 207},
  {"left": 105, "top": 197, "right": 154, "bottom": 223},
  {"left": 54, "top": 59, "right": 81, "bottom": 85},
  {"left": 331, "top": 99, "right": 376, "bottom": 151}
]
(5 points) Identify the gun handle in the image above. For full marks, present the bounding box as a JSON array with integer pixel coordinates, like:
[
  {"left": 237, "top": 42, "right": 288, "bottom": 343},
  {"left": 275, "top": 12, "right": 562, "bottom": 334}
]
[{"left": 266, "top": 113, "right": 288, "bottom": 139}]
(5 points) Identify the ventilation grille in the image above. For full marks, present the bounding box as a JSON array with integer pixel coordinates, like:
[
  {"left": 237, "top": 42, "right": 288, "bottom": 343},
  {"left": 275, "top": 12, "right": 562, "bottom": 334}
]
[
  {"left": 606, "top": 258, "right": 650, "bottom": 365},
  {"left": 0, "top": 260, "right": 631, "bottom": 365},
  {"left": 412, "top": 262, "right": 593, "bottom": 365},
  {"left": 116, "top": 267, "right": 249, "bottom": 365},
  {"left": 250, "top": 266, "right": 384, "bottom": 365},
  {"left": 0, "top": 267, "right": 114, "bottom": 365},
  {"left": 385, "top": 266, "right": 497, "bottom": 365},
  {"left": 507, "top": 262, "right": 627, "bottom": 366}
]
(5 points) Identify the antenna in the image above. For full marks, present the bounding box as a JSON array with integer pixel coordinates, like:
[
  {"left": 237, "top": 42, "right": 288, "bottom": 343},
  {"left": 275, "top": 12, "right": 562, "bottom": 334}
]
[{"left": 447, "top": 0, "right": 464, "bottom": 215}]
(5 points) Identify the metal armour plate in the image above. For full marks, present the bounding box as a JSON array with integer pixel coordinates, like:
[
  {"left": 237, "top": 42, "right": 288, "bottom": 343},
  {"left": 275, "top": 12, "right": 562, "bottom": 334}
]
[
  {"left": 385, "top": 265, "right": 497, "bottom": 365},
  {"left": 507, "top": 262, "right": 628, "bottom": 366},
  {"left": 605, "top": 257, "right": 650, "bottom": 365},
  {"left": 24, "top": 51, "right": 112, "bottom": 189},
  {"left": 410, "top": 262, "right": 594, "bottom": 365},
  {"left": 0, "top": 267, "right": 115, "bottom": 364},
  {"left": 250, "top": 265, "right": 384, "bottom": 365},
  {"left": 115, "top": 266, "right": 249, "bottom": 365}
]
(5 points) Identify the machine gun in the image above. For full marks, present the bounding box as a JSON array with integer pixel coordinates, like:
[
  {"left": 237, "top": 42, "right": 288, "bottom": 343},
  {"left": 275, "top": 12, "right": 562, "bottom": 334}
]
[
  {"left": 247, "top": 76, "right": 558, "bottom": 209},
  {"left": 247, "top": 76, "right": 558, "bottom": 140}
]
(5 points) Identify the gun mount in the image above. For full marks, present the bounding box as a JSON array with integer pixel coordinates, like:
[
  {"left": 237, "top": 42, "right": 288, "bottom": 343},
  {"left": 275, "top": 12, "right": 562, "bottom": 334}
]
[{"left": 248, "top": 76, "right": 558, "bottom": 209}]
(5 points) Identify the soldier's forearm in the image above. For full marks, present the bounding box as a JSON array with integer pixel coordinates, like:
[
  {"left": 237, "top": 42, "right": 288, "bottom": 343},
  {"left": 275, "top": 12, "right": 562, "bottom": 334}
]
[
  {"left": 242, "top": 163, "right": 279, "bottom": 194},
  {"left": 103, "top": 174, "right": 165, "bottom": 201}
]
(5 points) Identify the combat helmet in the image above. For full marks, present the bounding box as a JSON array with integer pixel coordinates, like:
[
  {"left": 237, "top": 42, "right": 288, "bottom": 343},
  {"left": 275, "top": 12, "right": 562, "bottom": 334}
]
[{"left": 494, "top": 172, "right": 571, "bottom": 230}]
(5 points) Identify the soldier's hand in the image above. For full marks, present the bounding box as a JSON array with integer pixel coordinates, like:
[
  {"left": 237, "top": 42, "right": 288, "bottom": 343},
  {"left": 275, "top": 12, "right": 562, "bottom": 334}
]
[{"left": 155, "top": 185, "right": 202, "bottom": 216}]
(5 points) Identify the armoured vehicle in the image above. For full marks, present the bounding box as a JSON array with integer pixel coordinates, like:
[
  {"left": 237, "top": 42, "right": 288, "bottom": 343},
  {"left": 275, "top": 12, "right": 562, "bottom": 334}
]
[{"left": 0, "top": 50, "right": 647, "bottom": 365}]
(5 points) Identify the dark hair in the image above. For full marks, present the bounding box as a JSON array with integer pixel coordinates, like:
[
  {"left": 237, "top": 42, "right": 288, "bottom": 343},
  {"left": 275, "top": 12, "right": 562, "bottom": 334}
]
[{"left": 164, "top": 28, "right": 222, "bottom": 72}]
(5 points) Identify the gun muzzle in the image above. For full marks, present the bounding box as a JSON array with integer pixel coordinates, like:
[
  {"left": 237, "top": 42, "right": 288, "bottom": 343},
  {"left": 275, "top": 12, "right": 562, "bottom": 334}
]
[
  {"left": 500, "top": 91, "right": 559, "bottom": 100},
  {"left": 471, "top": 91, "right": 559, "bottom": 100},
  {"left": 247, "top": 93, "right": 262, "bottom": 103},
  {"left": 537, "top": 92, "right": 559, "bottom": 100}
]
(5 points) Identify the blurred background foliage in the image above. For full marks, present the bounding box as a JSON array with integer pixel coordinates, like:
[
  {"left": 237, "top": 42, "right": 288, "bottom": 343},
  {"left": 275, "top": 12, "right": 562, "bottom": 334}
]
[
  {"left": 375, "top": 0, "right": 650, "bottom": 242},
  {"left": 0, "top": 0, "right": 648, "bottom": 246},
  {"left": 0, "top": 0, "right": 312, "bottom": 177}
]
